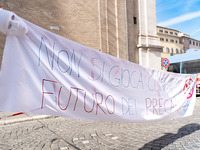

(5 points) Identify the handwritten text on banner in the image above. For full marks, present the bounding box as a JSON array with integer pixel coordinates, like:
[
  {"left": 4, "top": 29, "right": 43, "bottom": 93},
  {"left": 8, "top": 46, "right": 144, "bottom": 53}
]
[{"left": 0, "top": 19, "right": 196, "bottom": 122}]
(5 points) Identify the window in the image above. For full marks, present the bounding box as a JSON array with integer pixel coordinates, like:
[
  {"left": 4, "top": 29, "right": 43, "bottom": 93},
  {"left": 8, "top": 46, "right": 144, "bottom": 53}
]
[
  {"left": 160, "top": 38, "right": 164, "bottom": 41},
  {"left": 180, "top": 49, "right": 182, "bottom": 54},
  {"left": 166, "top": 39, "right": 168, "bottom": 42},
  {"left": 159, "top": 30, "right": 163, "bottom": 33},
  {"left": 175, "top": 40, "right": 178, "bottom": 43},
  {"left": 166, "top": 47, "right": 169, "bottom": 53},
  {"left": 193, "top": 41, "right": 195, "bottom": 45},
  {"left": 165, "top": 31, "right": 168, "bottom": 34},
  {"left": 190, "top": 40, "right": 191, "bottom": 44},
  {"left": 167, "top": 63, "right": 180, "bottom": 73},
  {"left": 170, "top": 32, "right": 173, "bottom": 35},
  {"left": 170, "top": 39, "right": 174, "bottom": 43},
  {"left": 133, "top": 17, "right": 137, "bottom": 24},
  {"left": 175, "top": 33, "right": 178, "bottom": 35},
  {"left": 196, "top": 42, "right": 198, "bottom": 46},
  {"left": 182, "top": 60, "right": 200, "bottom": 74},
  {"left": 176, "top": 49, "right": 179, "bottom": 54},
  {"left": 171, "top": 48, "right": 174, "bottom": 56}
]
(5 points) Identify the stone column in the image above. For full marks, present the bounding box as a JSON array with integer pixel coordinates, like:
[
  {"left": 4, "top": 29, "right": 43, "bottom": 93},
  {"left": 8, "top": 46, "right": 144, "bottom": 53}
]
[
  {"left": 99, "top": 0, "right": 128, "bottom": 60},
  {"left": 137, "top": 0, "right": 162, "bottom": 70}
]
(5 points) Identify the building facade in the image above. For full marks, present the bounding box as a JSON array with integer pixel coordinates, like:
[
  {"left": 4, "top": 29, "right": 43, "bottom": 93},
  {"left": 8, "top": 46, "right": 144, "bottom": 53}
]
[
  {"left": 0, "top": 0, "right": 162, "bottom": 70},
  {"left": 189, "top": 38, "right": 200, "bottom": 49},
  {"left": 180, "top": 35, "right": 200, "bottom": 51},
  {"left": 157, "top": 26, "right": 184, "bottom": 59},
  {"left": 157, "top": 26, "right": 200, "bottom": 63},
  {"left": 180, "top": 34, "right": 190, "bottom": 51}
]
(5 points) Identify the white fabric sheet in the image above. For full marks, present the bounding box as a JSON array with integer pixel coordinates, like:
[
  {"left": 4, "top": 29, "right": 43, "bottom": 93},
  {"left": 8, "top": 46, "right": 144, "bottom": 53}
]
[{"left": 0, "top": 19, "right": 197, "bottom": 122}]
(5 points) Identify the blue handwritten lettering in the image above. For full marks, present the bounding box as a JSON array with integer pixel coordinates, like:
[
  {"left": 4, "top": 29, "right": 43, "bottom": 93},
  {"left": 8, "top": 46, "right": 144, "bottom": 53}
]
[
  {"left": 57, "top": 50, "right": 70, "bottom": 73},
  {"left": 38, "top": 37, "right": 55, "bottom": 70},
  {"left": 121, "top": 97, "right": 137, "bottom": 115},
  {"left": 109, "top": 66, "right": 120, "bottom": 87}
]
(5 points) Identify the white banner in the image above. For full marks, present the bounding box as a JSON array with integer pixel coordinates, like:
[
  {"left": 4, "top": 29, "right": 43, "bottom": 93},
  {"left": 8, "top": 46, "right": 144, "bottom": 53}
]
[{"left": 0, "top": 12, "right": 197, "bottom": 122}]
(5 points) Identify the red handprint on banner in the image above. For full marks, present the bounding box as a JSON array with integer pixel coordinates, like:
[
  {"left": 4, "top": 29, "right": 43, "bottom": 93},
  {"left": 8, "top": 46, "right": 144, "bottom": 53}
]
[{"left": 183, "top": 78, "right": 194, "bottom": 99}]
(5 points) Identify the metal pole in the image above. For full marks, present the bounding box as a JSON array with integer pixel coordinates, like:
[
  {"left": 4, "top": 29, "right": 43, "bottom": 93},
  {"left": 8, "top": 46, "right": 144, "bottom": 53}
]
[{"left": 180, "top": 62, "right": 183, "bottom": 74}]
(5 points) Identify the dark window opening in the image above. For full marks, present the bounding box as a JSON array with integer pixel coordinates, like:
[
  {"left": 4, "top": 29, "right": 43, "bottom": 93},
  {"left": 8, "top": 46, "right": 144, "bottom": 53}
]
[
  {"left": 167, "top": 63, "right": 180, "bottom": 73},
  {"left": 134, "top": 17, "right": 137, "bottom": 24},
  {"left": 160, "top": 38, "right": 164, "bottom": 41}
]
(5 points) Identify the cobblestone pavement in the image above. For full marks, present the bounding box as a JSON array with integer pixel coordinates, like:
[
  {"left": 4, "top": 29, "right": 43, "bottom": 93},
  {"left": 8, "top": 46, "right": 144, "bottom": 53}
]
[{"left": 0, "top": 97, "right": 200, "bottom": 150}]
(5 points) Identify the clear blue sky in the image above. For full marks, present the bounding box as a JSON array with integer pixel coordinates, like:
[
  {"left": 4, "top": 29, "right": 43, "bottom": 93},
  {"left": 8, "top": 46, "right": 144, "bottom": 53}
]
[{"left": 156, "top": 0, "right": 200, "bottom": 40}]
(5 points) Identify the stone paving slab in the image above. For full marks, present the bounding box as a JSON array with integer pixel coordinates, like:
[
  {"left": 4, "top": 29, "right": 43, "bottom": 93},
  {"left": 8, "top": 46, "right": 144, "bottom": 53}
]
[
  {"left": 0, "top": 111, "right": 54, "bottom": 125},
  {"left": 0, "top": 97, "right": 199, "bottom": 149}
]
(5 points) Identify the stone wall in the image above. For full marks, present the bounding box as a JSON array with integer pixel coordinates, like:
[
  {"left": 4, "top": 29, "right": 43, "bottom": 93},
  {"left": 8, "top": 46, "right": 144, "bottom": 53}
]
[
  {"left": 0, "top": 0, "right": 140, "bottom": 67},
  {"left": 0, "top": 0, "right": 161, "bottom": 70},
  {"left": 0, "top": 0, "right": 101, "bottom": 67}
]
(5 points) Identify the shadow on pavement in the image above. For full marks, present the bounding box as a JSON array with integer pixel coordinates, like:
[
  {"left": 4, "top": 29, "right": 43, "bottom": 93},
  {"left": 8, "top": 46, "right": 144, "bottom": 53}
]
[{"left": 139, "top": 123, "right": 200, "bottom": 150}]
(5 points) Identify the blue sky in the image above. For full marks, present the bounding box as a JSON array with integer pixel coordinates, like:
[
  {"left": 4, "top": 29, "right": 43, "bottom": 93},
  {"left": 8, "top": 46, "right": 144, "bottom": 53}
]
[{"left": 156, "top": 0, "right": 200, "bottom": 40}]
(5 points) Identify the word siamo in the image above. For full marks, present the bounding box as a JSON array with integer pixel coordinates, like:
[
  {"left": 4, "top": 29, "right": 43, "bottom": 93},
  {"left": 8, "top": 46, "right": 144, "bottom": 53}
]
[{"left": 41, "top": 79, "right": 115, "bottom": 115}]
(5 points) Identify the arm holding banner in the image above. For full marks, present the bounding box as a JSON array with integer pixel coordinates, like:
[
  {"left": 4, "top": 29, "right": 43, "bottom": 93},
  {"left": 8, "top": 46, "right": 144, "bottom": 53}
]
[{"left": 0, "top": 9, "right": 28, "bottom": 36}]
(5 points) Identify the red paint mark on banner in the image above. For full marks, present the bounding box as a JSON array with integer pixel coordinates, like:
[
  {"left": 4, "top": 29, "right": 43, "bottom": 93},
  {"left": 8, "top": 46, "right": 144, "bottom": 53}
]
[
  {"left": 0, "top": 112, "right": 24, "bottom": 120},
  {"left": 183, "top": 78, "right": 194, "bottom": 99}
]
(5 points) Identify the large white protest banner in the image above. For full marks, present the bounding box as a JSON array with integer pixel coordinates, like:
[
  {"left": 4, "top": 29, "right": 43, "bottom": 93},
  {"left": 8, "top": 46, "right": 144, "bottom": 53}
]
[{"left": 0, "top": 10, "right": 197, "bottom": 122}]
